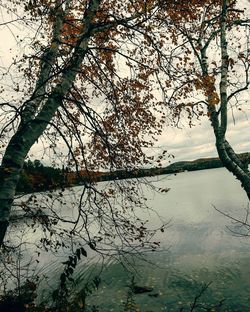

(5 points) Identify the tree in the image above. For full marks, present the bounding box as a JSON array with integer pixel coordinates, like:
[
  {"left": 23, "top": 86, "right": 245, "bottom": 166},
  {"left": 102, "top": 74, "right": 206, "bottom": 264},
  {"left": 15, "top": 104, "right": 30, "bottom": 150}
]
[
  {"left": 0, "top": 0, "right": 248, "bottom": 308},
  {"left": 157, "top": 0, "right": 250, "bottom": 198},
  {"left": 1, "top": 0, "right": 248, "bottom": 252},
  {"left": 0, "top": 0, "right": 173, "bottom": 248}
]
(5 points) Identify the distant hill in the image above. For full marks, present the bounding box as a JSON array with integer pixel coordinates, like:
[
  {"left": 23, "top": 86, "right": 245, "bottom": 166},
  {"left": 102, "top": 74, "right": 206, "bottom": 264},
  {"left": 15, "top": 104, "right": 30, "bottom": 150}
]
[
  {"left": 17, "top": 152, "right": 250, "bottom": 193},
  {"left": 162, "top": 152, "right": 250, "bottom": 174},
  {"left": 66, "top": 152, "right": 250, "bottom": 183},
  {"left": 91, "top": 152, "right": 250, "bottom": 181}
]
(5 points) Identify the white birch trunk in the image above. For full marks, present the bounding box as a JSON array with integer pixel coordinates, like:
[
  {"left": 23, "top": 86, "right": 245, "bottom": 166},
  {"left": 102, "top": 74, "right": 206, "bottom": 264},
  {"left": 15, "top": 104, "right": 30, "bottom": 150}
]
[{"left": 0, "top": 0, "right": 102, "bottom": 246}]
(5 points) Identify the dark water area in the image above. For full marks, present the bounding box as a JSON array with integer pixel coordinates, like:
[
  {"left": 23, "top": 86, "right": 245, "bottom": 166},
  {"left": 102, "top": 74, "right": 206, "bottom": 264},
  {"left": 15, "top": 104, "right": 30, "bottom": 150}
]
[
  {"left": 5, "top": 168, "right": 250, "bottom": 311},
  {"left": 74, "top": 170, "right": 250, "bottom": 311},
  {"left": 81, "top": 251, "right": 250, "bottom": 311}
]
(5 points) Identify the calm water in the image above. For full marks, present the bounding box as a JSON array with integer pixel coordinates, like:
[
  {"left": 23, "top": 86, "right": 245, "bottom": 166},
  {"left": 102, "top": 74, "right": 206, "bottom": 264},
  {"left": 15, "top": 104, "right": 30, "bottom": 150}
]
[
  {"left": 7, "top": 168, "right": 250, "bottom": 310},
  {"left": 78, "top": 168, "right": 250, "bottom": 312}
]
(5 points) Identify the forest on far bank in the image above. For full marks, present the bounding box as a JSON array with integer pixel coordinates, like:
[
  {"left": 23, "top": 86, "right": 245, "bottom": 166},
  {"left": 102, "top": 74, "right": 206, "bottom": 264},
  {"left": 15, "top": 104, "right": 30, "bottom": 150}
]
[{"left": 18, "top": 152, "right": 250, "bottom": 194}]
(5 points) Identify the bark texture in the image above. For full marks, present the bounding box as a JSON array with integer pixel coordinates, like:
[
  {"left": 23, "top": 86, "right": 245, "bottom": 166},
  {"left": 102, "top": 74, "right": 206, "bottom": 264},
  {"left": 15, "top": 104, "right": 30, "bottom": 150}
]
[
  {"left": 204, "top": 0, "right": 250, "bottom": 199},
  {"left": 0, "top": 0, "right": 102, "bottom": 246}
]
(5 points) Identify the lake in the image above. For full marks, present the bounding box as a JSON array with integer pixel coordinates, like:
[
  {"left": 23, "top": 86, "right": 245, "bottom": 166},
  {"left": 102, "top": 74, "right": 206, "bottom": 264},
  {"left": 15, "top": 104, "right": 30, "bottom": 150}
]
[
  {"left": 79, "top": 168, "right": 250, "bottom": 311},
  {"left": 5, "top": 168, "right": 250, "bottom": 311}
]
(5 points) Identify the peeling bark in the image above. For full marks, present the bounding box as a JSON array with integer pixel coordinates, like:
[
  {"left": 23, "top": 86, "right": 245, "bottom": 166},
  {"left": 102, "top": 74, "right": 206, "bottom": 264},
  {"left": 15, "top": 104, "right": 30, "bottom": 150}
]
[
  {"left": 209, "top": 0, "right": 250, "bottom": 200},
  {"left": 194, "top": 0, "right": 250, "bottom": 201},
  {"left": 0, "top": 0, "right": 102, "bottom": 246}
]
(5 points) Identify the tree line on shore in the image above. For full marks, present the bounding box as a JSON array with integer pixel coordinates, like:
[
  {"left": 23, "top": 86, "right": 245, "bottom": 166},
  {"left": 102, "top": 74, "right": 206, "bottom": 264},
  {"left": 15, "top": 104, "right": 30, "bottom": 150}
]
[{"left": 17, "top": 152, "right": 250, "bottom": 194}]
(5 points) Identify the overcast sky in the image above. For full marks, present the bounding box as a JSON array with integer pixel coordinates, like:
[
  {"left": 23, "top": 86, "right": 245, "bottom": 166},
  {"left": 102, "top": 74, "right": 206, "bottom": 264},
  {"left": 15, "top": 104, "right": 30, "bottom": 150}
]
[
  {"left": 151, "top": 0, "right": 250, "bottom": 164},
  {"left": 157, "top": 108, "right": 250, "bottom": 163},
  {"left": 0, "top": 1, "right": 250, "bottom": 166}
]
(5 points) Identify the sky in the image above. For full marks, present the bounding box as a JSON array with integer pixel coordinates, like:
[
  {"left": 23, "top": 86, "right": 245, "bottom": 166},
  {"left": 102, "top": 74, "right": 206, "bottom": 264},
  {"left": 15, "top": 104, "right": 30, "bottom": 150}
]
[
  {"left": 0, "top": 1, "right": 250, "bottom": 166},
  {"left": 152, "top": 0, "right": 250, "bottom": 163},
  {"left": 157, "top": 108, "right": 250, "bottom": 163}
]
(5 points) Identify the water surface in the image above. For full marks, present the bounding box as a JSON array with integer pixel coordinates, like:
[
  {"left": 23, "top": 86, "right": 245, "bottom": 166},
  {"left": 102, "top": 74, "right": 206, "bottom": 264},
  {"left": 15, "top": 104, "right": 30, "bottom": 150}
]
[
  {"left": 79, "top": 168, "right": 250, "bottom": 311},
  {"left": 8, "top": 168, "right": 250, "bottom": 311}
]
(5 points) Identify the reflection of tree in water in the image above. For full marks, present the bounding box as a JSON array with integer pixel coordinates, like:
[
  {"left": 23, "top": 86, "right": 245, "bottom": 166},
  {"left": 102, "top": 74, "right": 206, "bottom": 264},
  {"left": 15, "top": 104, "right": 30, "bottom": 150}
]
[
  {"left": 0, "top": 252, "right": 249, "bottom": 311},
  {"left": 54, "top": 256, "right": 248, "bottom": 312},
  {"left": 164, "top": 265, "right": 248, "bottom": 312}
]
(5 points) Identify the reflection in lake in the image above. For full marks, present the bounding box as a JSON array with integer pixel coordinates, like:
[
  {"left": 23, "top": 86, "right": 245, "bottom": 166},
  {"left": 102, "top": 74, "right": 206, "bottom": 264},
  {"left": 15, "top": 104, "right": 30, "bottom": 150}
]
[
  {"left": 73, "top": 168, "right": 250, "bottom": 311},
  {"left": 8, "top": 168, "right": 250, "bottom": 310}
]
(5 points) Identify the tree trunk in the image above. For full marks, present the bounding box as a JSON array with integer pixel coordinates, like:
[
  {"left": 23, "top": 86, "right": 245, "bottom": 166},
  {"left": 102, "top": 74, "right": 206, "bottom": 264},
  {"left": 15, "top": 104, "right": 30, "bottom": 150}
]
[
  {"left": 213, "top": 0, "right": 250, "bottom": 200},
  {"left": 198, "top": 0, "right": 250, "bottom": 200},
  {"left": 0, "top": 0, "right": 104, "bottom": 247},
  {"left": 0, "top": 221, "right": 9, "bottom": 246},
  {"left": 0, "top": 95, "right": 63, "bottom": 246},
  {"left": 216, "top": 138, "right": 250, "bottom": 200}
]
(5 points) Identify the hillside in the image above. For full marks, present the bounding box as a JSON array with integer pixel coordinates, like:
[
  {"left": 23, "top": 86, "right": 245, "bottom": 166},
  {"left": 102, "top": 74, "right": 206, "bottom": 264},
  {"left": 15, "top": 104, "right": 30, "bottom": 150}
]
[{"left": 17, "top": 152, "right": 250, "bottom": 193}]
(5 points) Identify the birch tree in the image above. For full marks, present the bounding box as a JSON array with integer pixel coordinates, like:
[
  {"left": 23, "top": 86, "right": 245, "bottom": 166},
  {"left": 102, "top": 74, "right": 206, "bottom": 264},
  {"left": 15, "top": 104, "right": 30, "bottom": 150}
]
[
  {"left": 0, "top": 0, "right": 176, "bottom": 248},
  {"left": 159, "top": 0, "right": 250, "bottom": 198},
  {"left": 1, "top": 0, "right": 248, "bottom": 250}
]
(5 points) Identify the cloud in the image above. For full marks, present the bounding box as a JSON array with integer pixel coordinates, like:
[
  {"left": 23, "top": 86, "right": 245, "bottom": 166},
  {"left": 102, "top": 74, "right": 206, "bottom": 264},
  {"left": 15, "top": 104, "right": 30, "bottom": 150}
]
[{"left": 158, "top": 108, "right": 250, "bottom": 163}]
